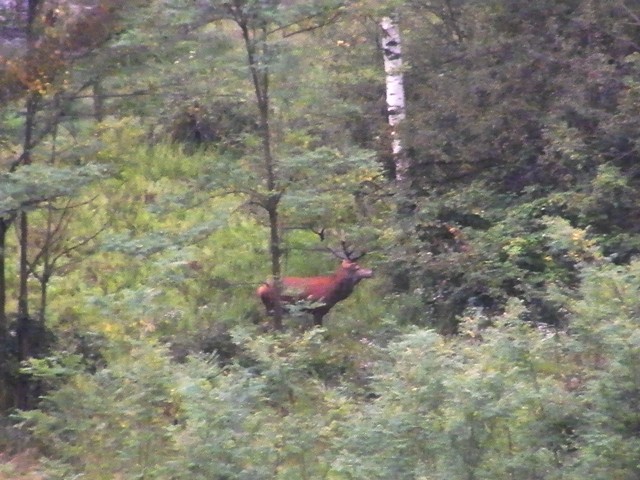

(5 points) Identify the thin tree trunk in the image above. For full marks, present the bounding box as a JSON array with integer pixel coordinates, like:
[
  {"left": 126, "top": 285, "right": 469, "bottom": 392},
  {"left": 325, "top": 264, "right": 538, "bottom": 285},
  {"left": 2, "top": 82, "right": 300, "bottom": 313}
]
[
  {"left": 0, "top": 219, "right": 7, "bottom": 410},
  {"left": 257, "top": 57, "right": 284, "bottom": 329},
  {"left": 39, "top": 275, "right": 48, "bottom": 323},
  {"left": 267, "top": 205, "right": 283, "bottom": 329},
  {"left": 37, "top": 206, "right": 54, "bottom": 322},
  {"left": 239, "top": 18, "right": 284, "bottom": 328},
  {"left": 0, "top": 220, "right": 6, "bottom": 339},
  {"left": 380, "top": 14, "right": 408, "bottom": 183},
  {"left": 18, "top": 213, "right": 29, "bottom": 321},
  {"left": 0, "top": 219, "right": 7, "bottom": 411},
  {"left": 18, "top": 94, "right": 37, "bottom": 326},
  {"left": 93, "top": 80, "right": 105, "bottom": 122},
  {"left": 16, "top": 211, "right": 31, "bottom": 409},
  {"left": 15, "top": 87, "right": 38, "bottom": 409}
]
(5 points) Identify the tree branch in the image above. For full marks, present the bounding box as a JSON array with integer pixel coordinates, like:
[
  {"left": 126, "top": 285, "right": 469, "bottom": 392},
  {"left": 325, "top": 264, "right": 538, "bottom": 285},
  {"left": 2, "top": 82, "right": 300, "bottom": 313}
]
[{"left": 270, "top": 9, "right": 345, "bottom": 38}]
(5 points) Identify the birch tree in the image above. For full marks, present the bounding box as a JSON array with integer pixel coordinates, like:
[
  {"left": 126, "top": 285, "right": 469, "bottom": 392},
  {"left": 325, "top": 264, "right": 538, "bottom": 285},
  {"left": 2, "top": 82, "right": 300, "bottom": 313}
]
[{"left": 380, "top": 14, "right": 408, "bottom": 183}]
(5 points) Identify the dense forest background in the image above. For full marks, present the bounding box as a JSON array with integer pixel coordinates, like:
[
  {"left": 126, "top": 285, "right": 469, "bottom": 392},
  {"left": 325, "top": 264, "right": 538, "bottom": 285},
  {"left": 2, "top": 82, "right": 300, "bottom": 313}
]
[{"left": 2, "top": 0, "right": 640, "bottom": 478}]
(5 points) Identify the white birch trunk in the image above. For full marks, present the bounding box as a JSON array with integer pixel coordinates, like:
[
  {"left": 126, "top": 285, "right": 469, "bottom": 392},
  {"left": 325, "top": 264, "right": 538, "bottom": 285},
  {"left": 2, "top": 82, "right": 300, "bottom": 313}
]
[{"left": 380, "top": 14, "right": 408, "bottom": 182}]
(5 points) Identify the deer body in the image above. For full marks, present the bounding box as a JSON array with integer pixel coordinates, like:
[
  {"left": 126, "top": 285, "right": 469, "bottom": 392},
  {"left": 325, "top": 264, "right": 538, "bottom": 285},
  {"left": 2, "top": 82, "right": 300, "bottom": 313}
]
[{"left": 257, "top": 259, "right": 373, "bottom": 326}]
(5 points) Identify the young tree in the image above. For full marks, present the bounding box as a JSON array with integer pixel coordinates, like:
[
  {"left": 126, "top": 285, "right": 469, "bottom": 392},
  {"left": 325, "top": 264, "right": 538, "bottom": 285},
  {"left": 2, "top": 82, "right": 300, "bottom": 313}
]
[
  {"left": 28, "top": 199, "right": 105, "bottom": 320},
  {"left": 0, "top": 164, "right": 106, "bottom": 408},
  {"left": 0, "top": 0, "right": 137, "bottom": 409},
  {"left": 225, "top": 0, "right": 285, "bottom": 326},
  {"left": 200, "top": 0, "right": 364, "bottom": 329}
]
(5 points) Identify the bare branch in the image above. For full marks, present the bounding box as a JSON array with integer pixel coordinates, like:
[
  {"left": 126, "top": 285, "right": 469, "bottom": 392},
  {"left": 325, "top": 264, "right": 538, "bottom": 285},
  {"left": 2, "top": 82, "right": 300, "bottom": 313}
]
[
  {"left": 50, "top": 223, "right": 108, "bottom": 267},
  {"left": 622, "top": 1, "right": 640, "bottom": 26},
  {"left": 271, "top": 9, "right": 345, "bottom": 38}
]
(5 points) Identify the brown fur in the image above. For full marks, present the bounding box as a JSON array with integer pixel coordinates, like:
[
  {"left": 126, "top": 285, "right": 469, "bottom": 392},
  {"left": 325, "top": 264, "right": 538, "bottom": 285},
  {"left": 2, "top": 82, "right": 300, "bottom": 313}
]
[{"left": 257, "top": 260, "right": 373, "bottom": 326}]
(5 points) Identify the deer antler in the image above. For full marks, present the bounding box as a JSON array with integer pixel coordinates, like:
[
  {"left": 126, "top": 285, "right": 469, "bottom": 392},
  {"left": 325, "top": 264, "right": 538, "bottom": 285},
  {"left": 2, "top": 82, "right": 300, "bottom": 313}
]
[
  {"left": 328, "top": 239, "right": 365, "bottom": 261},
  {"left": 314, "top": 228, "right": 366, "bottom": 261},
  {"left": 310, "top": 227, "right": 326, "bottom": 241}
]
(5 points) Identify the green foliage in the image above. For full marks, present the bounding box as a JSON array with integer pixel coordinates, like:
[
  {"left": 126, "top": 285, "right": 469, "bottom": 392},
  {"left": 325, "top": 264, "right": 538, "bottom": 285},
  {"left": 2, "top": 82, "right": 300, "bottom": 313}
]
[
  {"left": 20, "top": 342, "right": 179, "bottom": 479},
  {"left": 5, "top": 1, "right": 640, "bottom": 479},
  {"left": 559, "top": 260, "right": 640, "bottom": 479},
  {"left": 17, "top": 259, "right": 640, "bottom": 480},
  {"left": 387, "top": 0, "right": 640, "bottom": 331},
  {"left": 334, "top": 281, "right": 640, "bottom": 479},
  {"left": 165, "top": 331, "right": 355, "bottom": 480},
  {"left": 0, "top": 164, "right": 108, "bottom": 217},
  {"left": 21, "top": 332, "right": 367, "bottom": 479},
  {"left": 334, "top": 303, "right": 575, "bottom": 480}
]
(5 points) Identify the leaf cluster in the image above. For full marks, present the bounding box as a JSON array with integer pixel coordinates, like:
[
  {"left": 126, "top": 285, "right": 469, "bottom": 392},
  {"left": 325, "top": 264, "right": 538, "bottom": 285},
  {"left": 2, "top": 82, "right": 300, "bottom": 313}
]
[{"left": 0, "top": 164, "right": 108, "bottom": 218}]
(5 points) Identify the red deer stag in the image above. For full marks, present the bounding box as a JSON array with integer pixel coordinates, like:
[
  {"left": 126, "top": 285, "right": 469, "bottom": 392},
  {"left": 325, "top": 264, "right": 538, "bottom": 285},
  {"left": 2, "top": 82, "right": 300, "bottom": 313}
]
[{"left": 257, "top": 242, "right": 373, "bottom": 326}]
